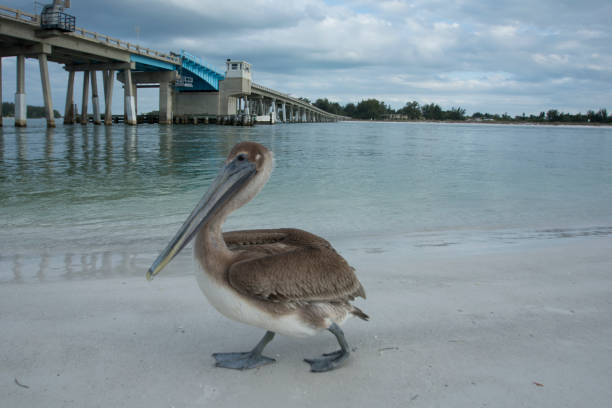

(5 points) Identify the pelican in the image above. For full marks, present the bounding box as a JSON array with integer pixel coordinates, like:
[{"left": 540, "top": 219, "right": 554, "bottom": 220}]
[{"left": 147, "top": 141, "right": 368, "bottom": 372}]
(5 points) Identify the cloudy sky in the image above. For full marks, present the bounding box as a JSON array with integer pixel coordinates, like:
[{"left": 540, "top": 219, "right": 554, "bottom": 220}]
[{"left": 2, "top": 0, "right": 611, "bottom": 115}]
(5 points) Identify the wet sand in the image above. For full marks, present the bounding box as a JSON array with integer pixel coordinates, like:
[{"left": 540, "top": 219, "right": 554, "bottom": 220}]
[{"left": 2, "top": 234, "right": 612, "bottom": 407}]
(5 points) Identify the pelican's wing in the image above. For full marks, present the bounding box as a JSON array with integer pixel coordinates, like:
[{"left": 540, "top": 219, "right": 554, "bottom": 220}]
[{"left": 226, "top": 229, "right": 365, "bottom": 302}]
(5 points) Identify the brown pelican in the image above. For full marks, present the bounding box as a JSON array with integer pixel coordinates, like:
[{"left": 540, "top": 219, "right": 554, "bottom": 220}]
[{"left": 147, "top": 141, "right": 368, "bottom": 372}]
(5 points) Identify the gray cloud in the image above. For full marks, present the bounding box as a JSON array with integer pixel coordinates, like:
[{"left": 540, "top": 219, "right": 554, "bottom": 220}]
[{"left": 2, "top": 0, "right": 611, "bottom": 115}]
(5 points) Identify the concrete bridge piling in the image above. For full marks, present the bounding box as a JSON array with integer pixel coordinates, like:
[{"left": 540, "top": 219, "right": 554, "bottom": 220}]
[
  {"left": 0, "top": 57, "right": 2, "bottom": 127},
  {"left": 15, "top": 54, "right": 26, "bottom": 127},
  {"left": 90, "top": 70, "right": 101, "bottom": 124}
]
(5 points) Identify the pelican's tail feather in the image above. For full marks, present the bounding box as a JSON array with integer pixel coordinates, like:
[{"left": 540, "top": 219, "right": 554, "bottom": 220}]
[{"left": 351, "top": 306, "right": 369, "bottom": 321}]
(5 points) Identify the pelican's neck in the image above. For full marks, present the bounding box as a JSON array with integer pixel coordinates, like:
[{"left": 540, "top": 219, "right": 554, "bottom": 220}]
[{"left": 194, "top": 211, "right": 234, "bottom": 281}]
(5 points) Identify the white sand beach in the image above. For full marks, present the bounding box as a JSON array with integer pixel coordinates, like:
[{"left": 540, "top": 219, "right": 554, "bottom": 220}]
[{"left": 2, "top": 232, "right": 612, "bottom": 407}]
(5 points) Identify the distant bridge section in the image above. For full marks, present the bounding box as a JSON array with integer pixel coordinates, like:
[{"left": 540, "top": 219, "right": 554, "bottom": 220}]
[{"left": 0, "top": 4, "right": 345, "bottom": 127}]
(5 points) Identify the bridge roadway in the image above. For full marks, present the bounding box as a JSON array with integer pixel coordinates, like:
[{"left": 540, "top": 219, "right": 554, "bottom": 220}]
[{"left": 0, "top": 5, "right": 345, "bottom": 127}]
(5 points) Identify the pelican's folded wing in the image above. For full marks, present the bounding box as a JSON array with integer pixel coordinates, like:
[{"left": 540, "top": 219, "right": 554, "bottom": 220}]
[{"left": 227, "top": 244, "right": 365, "bottom": 302}]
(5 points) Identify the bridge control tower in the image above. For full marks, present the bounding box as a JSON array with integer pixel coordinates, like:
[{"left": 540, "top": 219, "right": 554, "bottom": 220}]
[
  {"left": 218, "top": 59, "right": 252, "bottom": 116},
  {"left": 224, "top": 60, "right": 251, "bottom": 90}
]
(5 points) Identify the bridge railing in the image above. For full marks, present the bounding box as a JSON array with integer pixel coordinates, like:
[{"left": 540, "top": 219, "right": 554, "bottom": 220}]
[
  {"left": 70, "top": 27, "right": 180, "bottom": 64},
  {"left": 252, "top": 83, "right": 343, "bottom": 118},
  {"left": 180, "top": 50, "right": 221, "bottom": 74},
  {"left": 0, "top": 5, "right": 180, "bottom": 65},
  {"left": 0, "top": 5, "right": 40, "bottom": 24},
  {"left": 252, "top": 83, "right": 291, "bottom": 99}
]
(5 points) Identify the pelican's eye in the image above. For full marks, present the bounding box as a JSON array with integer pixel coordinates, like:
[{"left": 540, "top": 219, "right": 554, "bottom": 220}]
[{"left": 237, "top": 153, "right": 247, "bottom": 162}]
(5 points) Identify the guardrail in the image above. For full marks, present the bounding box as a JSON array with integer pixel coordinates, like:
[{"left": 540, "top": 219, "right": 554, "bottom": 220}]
[
  {"left": 180, "top": 50, "right": 222, "bottom": 75},
  {"left": 0, "top": 5, "right": 39, "bottom": 23},
  {"left": 252, "top": 83, "right": 344, "bottom": 118},
  {"left": 0, "top": 5, "right": 180, "bottom": 65},
  {"left": 252, "top": 83, "right": 291, "bottom": 99},
  {"left": 71, "top": 26, "right": 180, "bottom": 63}
]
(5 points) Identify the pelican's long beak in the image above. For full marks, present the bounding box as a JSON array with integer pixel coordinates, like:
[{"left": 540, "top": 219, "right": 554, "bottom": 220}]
[{"left": 146, "top": 157, "right": 256, "bottom": 280}]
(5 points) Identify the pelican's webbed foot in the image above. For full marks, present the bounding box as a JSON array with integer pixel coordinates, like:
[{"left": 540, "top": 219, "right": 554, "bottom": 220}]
[
  {"left": 304, "top": 323, "right": 351, "bottom": 372},
  {"left": 213, "top": 351, "right": 276, "bottom": 369},
  {"left": 213, "top": 331, "right": 276, "bottom": 370}
]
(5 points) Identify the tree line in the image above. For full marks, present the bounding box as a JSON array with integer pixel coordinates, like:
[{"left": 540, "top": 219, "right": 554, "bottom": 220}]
[
  {"left": 311, "top": 98, "right": 611, "bottom": 124},
  {"left": 2, "top": 102, "right": 61, "bottom": 119}
]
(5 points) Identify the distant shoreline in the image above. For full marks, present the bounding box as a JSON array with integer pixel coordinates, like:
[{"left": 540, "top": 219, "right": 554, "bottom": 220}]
[
  {"left": 2, "top": 116, "right": 611, "bottom": 128},
  {"left": 343, "top": 118, "right": 612, "bottom": 127}
]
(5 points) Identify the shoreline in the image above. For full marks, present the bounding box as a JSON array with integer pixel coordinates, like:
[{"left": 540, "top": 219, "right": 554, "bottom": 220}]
[
  {"left": 2, "top": 223, "right": 611, "bottom": 284},
  {"left": 342, "top": 118, "right": 612, "bottom": 127},
  {"left": 4, "top": 116, "right": 612, "bottom": 127},
  {"left": 2, "top": 232, "right": 612, "bottom": 407}
]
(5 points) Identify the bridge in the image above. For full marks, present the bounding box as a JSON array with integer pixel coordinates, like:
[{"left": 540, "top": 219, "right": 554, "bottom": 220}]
[{"left": 0, "top": 3, "right": 344, "bottom": 127}]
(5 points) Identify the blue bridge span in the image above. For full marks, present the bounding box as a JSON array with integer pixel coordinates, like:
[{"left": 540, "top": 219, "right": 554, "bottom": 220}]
[{"left": 130, "top": 50, "right": 224, "bottom": 91}]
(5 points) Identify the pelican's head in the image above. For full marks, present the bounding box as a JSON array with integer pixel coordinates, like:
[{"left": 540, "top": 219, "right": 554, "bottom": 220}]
[{"left": 146, "top": 141, "right": 274, "bottom": 280}]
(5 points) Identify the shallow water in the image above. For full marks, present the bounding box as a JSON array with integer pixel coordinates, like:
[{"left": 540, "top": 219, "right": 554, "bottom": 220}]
[{"left": 1, "top": 119, "right": 612, "bottom": 282}]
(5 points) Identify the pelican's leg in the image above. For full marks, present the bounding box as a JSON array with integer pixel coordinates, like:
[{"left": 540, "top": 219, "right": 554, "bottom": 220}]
[
  {"left": 213, "top": 331, "right": 276, "bottom": 370},
  {"left": 304, "top": 323, "right": 350, "bottom": 372}
]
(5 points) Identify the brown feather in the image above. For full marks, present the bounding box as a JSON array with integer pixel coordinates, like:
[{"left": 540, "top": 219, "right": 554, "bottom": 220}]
[{"left": 223, "top": 228, "right": 366, "bottom": 303}]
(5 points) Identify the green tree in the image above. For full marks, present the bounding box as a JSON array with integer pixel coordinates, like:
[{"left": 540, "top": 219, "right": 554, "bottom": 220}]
[
  {"left": 344, "top": 103, "right": 356, "bottom": 117},
  {"left": 2, "top": 102, "right": 60, "bottom": 118},
  {"left": 444, "top": 107, "right": 466, "bottom": 121},
  {"left": 398, "top": 101, "right": 421, "bottom": 119},
  {"left": 546, "top": 109, "right": 560, "bottom": 121},
  {"left": 421, "top": 103, "right": 443, "bottom": 120},
  {"left": 314, "top": 98, "right": 345, "bottom": 115},
  {"left": 354, "top": 99, "right": 388, "bottom": 120},
  {"left": 2, "top": 102, "right": 15, "bottom": 117}
]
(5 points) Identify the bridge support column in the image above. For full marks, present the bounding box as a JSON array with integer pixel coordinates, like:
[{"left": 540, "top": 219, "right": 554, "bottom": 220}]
[
  {"left": 133, "top": 83, "right": 138, "bottom": 118},
  {"left": 15, "top": 55, "right": 27, "bottom": 127},
  {"left": 81, "top": 71, "right": 90, "bottom": 125},
  {"left": 271, "top": 99, "right": 277, "bottom": 123},
  {"left": 103, "top": 70, "right": 115, "bottom": 126},
  {"left": 258, "top": 98, "right": 264, "bottom": 116},
  {"left": 38, "top": 53, "right": 55, "bottom": 128},
  {"left": 159, "top": 81, "right": 173, "bottom": 125},
  {"left": 123, "top": 68, "right": 136, "bottom": 125},
  {"left": 91, "top": 71, "right": 101, "bottom": 125},
  {"left": 0, "top": 58, "right": 3, "bottom": 127},
  {"left": 64, "top": 71, "right": 75, "bottom": 124},
  {"left": 244, "top": 95, "right": 249, "bottom": 115},
  {"left": 281, "top": 102, "right": 286, "bottom": 123}
]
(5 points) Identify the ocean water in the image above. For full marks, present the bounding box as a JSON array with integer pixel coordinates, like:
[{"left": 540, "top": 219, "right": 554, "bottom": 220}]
[{"left": 1, "top": 119, "right": 612, "bottom": 282}]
